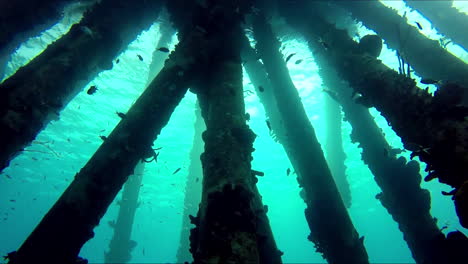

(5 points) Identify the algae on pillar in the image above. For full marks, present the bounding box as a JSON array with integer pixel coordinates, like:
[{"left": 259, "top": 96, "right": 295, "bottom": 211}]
[
  {"left": 278, "top": 0, "right": 468, "bottom": 230},
  {"left": 0, "top": 0, "right": 164, "bottom": 172},
  {"left": 184, "top": 1, "right": 282, "bottom": 263},
  {"left": 251, "top": 10, "right": 369, "bottom": 264}
]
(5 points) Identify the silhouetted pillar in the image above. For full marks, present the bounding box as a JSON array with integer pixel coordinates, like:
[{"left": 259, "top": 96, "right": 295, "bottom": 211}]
[
  {"left": 176, "top": 103, "right": 204, "bottom": 264},
  {"left": 6, "top": 22, "right": 210, "bottom": 262},
  {"left": 332, "top": 0, "right": 468, "bottom": 102},
  {"left": 316, "top": 47, "right": 449, "bottom": 262},
  {"left": 185, "top": 2, "right": 282, "bottom": 263},
  {"left": 278, "top": 0, "right": 468, "bottom": 229},
  {"left": 252, "top": 12, "right": 369, "bottom": 264},
  {"left": 104, "top": 161, "right": 144, "bottom": 263},
  {"left": 405, "top": 0, "right": 468, "bottom": 52},
  {"left": 0, "top": 0, "right": 164, "bottom": 172},
  {"left": 324, "top": 96, "right": 351, "bottom": 208},
  {"left": 147, "top": 10, "right": 176, "bottom": 83}
]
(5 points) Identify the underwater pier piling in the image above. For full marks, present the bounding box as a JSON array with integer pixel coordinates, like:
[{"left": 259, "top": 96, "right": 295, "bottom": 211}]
[
  {"left": 0, "top": 0, "right": 163, "bottom": 173},
  {"left": 104, "top": 161, "right": 144, "bottom": 264},
  {"left": 405, "top": 0, "right": 468, "bottom": 52},
  {"left": 315, "top": 49, "right": 450, "bottom": 263},
  {"left": 176, "top": 104, "right": 204, "bottom": 264},
  {"left": 252, "top": 11, "right": 369, "bottom": 264},
  {"left": 333, "top": 0, "right": 468, "bottom": 103},
  {"left": 6, "top": 25, "right": 207, "bottom": 262},
  {"left": 146, "top": 11, "right": 176, "bottom": 84},
  {"left": 184, "top": 1, "right": 282, "bottom": 263},
  {"left": 324, "top": 96, "right": 352, "bottom": 208},
  {"left": 279, "top": 0, "right": 468, "bottom": 230}
]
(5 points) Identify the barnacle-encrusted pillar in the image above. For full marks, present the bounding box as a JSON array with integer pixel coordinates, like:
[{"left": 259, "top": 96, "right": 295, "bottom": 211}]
[
  {"left": 0, "top": 0, "right": 164, "bottom": 172},
  {"left": 194, "top": 55, "right": 281, "bottom": 264},
  {"left": 405, "top": 0, "right": 468, "bottom": 52},
  {"left": 251, "top": 12, "right": 369, "bottom": 264},
  {"left": 7, "top": 26, "right": 204, "bottom": 263},
  {"left": 104, "top": 161, "right": 144, "bottom": 264},
  {"left": 332, "top": 0, "right": 468, "bottom": 101},
  {"left": 279, "top": 0, "right": 468, "bottom": 229},
  {"left": 324, "top": 96, "right": 351, "bottom": 208},
  {"left": 176, "top": 103, "right": 204, "bottom": 264},
  {"left": 186, "top": 2, "right": 282, "bottom": 263},
  {"left": 317, "top": 52, "right": 451, "bottom": 262}
]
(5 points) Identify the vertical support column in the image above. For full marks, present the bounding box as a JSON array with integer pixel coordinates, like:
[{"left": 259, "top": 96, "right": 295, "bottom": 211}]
[
  {"left": 251, "top": 12, "right": 369, "bottom": 264},
  {"left": 176, "top": 103, "right": 204, "bottom": 264},
  {"left": 324, "top": 96, "right": 351, "bottom": 208},
  {"left": 104, "top": 161, "right": 144, "bottom": 263}
]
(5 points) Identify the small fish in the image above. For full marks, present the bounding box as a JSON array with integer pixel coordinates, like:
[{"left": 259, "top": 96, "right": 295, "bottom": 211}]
[
  {"left": 172, "top": 168, "right": 181, "bottom": 175},
  {"left": 87, "top": 85, "right": 98, "bottom": 95},
  {"left": 266, "top": 120, "right": 272, "bottom": 132},
  {"left": 116, "top": 112, "right": 126, "bottom": 118},
  {"left": 9, "top": 200, "right": 15, "bottom": 202},
  {"left": 5, "top": 174, "right": 11, "bottom": 179},
  {"left": 420, "top": 78, "right": 439, "bottom": 85},
  {"left": 137, "top": 54, "right": 143, "bottom": 61},
  {"left": 115, "top": 58, "right": 120, "bottom": 64},
  {"left": 157, "top": 47, "right": 170, "bottom": 53},
  {"left": 295, "top": 59, "right": 303, "bottom": 65},
  {"left": 415, "top": 22, "right": 423, "bottom": 30},
  {"left": 285, "top": 53, "right": 296, "bottom": 63},
  {"left": 245, "top": 112, "right": 251, "bottom": 121},
  {"left": 99, "top": 135, "right": 107, "bottom": 141},
  {"left": 251, "top": 170, "right": 265, "bottom": 177},
  {"left": 67, "top": 138, "right": 71, "bottom": 142},
  {"left": 286, "top": 168, "right": 291, "bottom": 176},
  {"left": 258, "top": 86, "right": 264, "bottom": 92},
  {"left": 154, "top": 147, "right": 163, "bottom": 151},
  {"left": 195, "top": 177, "right": 199, "bottom": 182}
]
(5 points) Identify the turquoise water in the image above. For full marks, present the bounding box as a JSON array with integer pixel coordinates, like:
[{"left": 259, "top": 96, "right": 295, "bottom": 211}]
[{"left": 1, "top": 1, "right": 468, "bottom": 263}]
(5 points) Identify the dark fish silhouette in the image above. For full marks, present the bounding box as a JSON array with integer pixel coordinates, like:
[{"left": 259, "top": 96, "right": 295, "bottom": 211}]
[
  {"left": 252, "top": 169, "right": 265, "bottom": 177},
  {"left": 266, "top": 120, "right": 272, "bottom": 132},
  {"left": 116, "top": 112, "right": 126, "bottom": 118},
  {"left": 172, "top": 168, "right": 181, "bottom": 175},
  {"left": 137, "top": 54, "right": 143, "bottom": 61},
  {"left": 99, "top": 135, "right": 107, "bottom": 141},
  {"left": 258, "top": 86, "right": 264, "bottom": 92},
  {"left": 286, "top": 168, "right": 291, "bottom": 176},
  {"left": 245, "top": 112, "right": 251, "bottom": 121},
  {"left": 420, "top": 78, "right": 439, "bottom": 84},
  {"left": 295, "top": 59, "right": 303, "bottom": 65},
  {"left": 415, "top": 22, "right": 423, "bottom": 30},
  {"left": 116, "top": 58, "right": 120, "bottom": 64},
  {"left": 157, "top": 47, "right": 170, "bottom": 52},
  {"left": 285, "top": 53, "right": 296, "bottom": 63},
  {"left": 87, "top": 85, "right": 97, "bottom": 95}
]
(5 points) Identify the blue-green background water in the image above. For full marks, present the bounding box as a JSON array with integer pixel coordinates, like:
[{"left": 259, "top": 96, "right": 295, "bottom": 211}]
[{"left": 1, "top": 1, "right": 468, "bottom": 263}]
